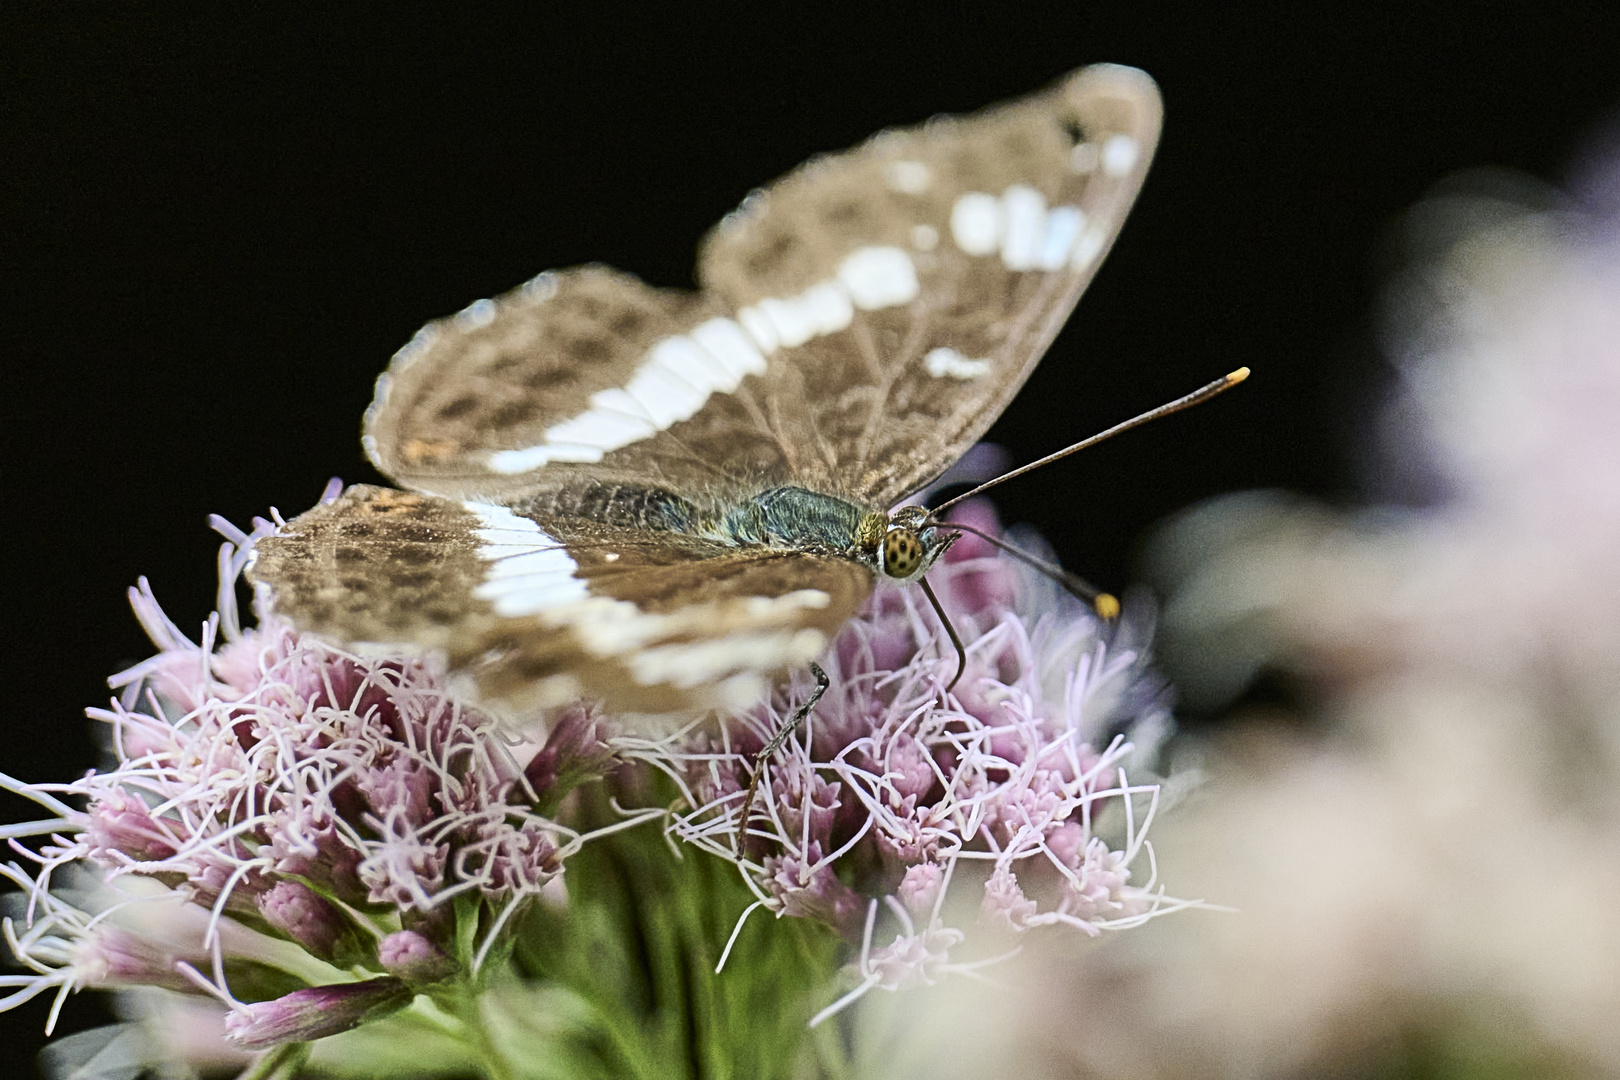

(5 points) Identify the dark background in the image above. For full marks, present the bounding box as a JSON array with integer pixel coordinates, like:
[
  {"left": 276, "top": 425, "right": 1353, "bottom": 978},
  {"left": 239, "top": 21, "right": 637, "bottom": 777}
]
[{"left": 6, "top": 3, "right": 1620, "bottom": 1072}]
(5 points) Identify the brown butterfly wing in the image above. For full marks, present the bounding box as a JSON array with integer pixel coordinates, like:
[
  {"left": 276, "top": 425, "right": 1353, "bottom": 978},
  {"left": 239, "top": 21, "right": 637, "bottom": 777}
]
[
  {"left": 361, "top": 65, "right": 1161, "bottom": 508},
  {"left": 249, "top": 485, "right": 871, "bottom": 714},
  {"left": 362, "top": 266, "right": 735, "bottom": 503},
  {"left": 696, "top": 63, "right": 1162, "bottom": 504}
]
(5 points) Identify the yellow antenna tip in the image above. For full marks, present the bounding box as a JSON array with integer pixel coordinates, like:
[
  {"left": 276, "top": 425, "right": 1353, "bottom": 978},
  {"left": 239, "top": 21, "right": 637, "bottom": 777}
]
[
  {"left": 1094, "top": 593, "right": 1121, "bottom": 621},
  {"left": 1226, "top": 366, "right": 1251, "bottom": 384}
]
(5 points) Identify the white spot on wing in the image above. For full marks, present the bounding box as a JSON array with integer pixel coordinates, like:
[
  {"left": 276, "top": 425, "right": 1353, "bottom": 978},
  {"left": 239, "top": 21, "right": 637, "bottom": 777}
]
[
  {"left": 1101, "top": 134, "right": 1138, "bottom": 177},
  {"left": 484, "top": 243, "right": 931, "bottom": 477},
  {"left": 648, "top": 336, "right": 732, "bottom": 397},
  {"left": 924, "top": 347, "right": 993, "bottom": 380},
  {"left": 613, "top": 589, "right": 831, "bottom": 687},
  {"left": 999, "top": 184, "right": 1047, "bottom": 271},
  {"left": 623, "top": 359, "right": 707, "bottom": 427},
  {"left": 737, "top": 305, "right": 779, "bottom": 353},
  {"left": 520, "top": 272, "right": 559, "bottom": 301},
  {"left": 541, "top": 408, "right": 655, "bottom": 450},
  {"left": 489, "top": 443, "right": 604, "bottom": 473},
  {"left": 911, "top": 223, "right": 938, "bottom": 251},
  {"left": 950, "top": 192, "right": 1002, "bottom": 256},
  {"left": 713, "top": 672, "right": 769, "bottom": 710},
  {"left": 464, "top": 502, "right": 587, "bottom": 616},
  {"left": 457, "top": 298, "right": 497, "bottom": 328},
  {"left": 549, "top": 586, "right": 828, "bottom": 657},
  {"left": 759, "top": 282, "right": 853, "bottom": 347},
  {"left": 528, "top": 673, "right": 586, "bottom": 710},
  {"left": 884, "top": 159, "right": 932, "bottom": 194},
  {"left": 586, "top": 387, "right": 653, "bottom": 422},
  {"left": 629, "top": 629, "right": 825, "bottom": 687},
  {"left": 837, "top": 246, "right": 919, "bottom": 310},
  {"left": 1071, "top": 227, "right": 1107, "bottom": 271},
  {"left": 758, "top": 295, "right": 815, "bottom": 348},
  {"left": 746, "top": 588, "right": 831, "bottom": 616},
  {"left": 800, "top": 282, "right": 855, "bottom": 334},
  {"left": 691, "top": 318, "right": 767, "bottom": 383},
  {"left": 1036, "top": 205, "right": 1084, "bottom": 270}
]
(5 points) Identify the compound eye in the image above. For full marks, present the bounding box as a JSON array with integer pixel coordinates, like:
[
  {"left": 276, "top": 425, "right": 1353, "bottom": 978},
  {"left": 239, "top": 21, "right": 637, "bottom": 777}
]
[{"left": 882, "top": 527, "right": 924, "bottom": 579}]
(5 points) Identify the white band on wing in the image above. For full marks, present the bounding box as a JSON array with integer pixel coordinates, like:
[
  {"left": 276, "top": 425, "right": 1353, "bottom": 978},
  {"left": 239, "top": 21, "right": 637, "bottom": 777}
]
[{"left": 488, "top": 246, "right": 921, "bottom": 475}]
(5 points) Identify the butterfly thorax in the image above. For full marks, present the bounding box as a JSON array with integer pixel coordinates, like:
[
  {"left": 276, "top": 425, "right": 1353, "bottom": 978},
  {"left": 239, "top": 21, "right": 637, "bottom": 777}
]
[{"left": 521, "top": 481, "right": 948, "bottom": 582}]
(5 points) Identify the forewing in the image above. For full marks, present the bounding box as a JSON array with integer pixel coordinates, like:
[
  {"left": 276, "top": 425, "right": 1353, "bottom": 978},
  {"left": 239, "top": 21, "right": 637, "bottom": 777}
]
[
  {"left": 363, "top": 64, "right": 1160, "bottom": 508},
  {"left": 697, "top": 63, "right": 1163, "bottom": 505},
  {"left": 248, "top": 485, "right": 871, "bottom": 714}
]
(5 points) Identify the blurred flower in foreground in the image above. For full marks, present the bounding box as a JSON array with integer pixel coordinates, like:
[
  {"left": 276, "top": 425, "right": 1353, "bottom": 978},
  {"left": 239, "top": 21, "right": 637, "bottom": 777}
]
[
  {"left": 1, "top": 493, "right": 1181, "bottom": 1077},
  {"left": 876, "top": 156, "right": 1620, "bottom": 1079}
]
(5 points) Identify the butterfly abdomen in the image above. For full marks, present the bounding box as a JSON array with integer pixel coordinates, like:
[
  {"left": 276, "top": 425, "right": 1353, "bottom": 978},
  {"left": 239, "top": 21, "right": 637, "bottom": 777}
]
[{"left": 526, "top": 482, "right": 700, "bottom": 534}]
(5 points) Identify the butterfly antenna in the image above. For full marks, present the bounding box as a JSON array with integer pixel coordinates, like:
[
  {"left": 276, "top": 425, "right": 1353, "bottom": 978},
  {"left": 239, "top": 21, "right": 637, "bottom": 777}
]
[
  {"left": 937, "top": 520, "right": 1121, "bottom": 620},
  {"left": 918, "top": 576, "right": 966, "bottom": 692},
  {"left": 929, "top": 368, "right": 1250, "bottom": 518}
]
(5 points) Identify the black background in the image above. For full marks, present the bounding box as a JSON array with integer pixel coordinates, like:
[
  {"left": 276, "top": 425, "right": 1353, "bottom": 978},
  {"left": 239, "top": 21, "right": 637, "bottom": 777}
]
[{"left": 6, "top": 4, "right": 1620, "bottom": 1072}]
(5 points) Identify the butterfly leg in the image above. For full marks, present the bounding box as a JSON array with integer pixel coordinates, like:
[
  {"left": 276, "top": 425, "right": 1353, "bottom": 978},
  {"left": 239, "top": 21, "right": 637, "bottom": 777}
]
[
  {"left": 734, "top": 661, "right": 830, "bottom": 857},
  {"left": 918, "top": 576, "right": 966, "bottom": 694}
]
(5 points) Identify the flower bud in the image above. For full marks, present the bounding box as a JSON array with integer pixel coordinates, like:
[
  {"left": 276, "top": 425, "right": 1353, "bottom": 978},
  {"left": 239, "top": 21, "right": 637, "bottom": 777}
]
[
  {"left": 981, "top": 867, "right": 1039, "bottom": 930},
  {"left": 896, "top": 863, "right": 943, "bottom": 917},
  {"left": 524, "top": 703, "right": 615, "bottom": 807},
  {"left": 886, "top": 732, "right": 936, "bottom": 802},
  {"left": 85, "top": 791, "right": 178, "bottom": 863},
  {"left": 223, "top": 977, "right": 413, "bottom": 1049},
  {"left": 75, "top": 926, "right": 195, "bottom": 993},
  {"left": 764, "top": 846, "right": 861, "bottom": 932},
  {"left": 256, "top": 881, "right": 355, "bottom": 963},
  {"left": 378, "top": 930, "right": 457, "bottom": 983}
]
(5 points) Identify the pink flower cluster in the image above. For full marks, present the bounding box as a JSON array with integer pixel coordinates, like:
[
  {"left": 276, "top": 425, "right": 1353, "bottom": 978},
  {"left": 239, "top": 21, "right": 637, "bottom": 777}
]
[
  {"left": 93, "top": 521, "right": 573, "bottom": 922},
  {"left": 2, "top": 495, "right": 1184, "bottom": 1052},
  {"left": 642, "top": 502, "right": 1184, "bottom": 1020},
  {"left": 2, "top": 509, "right": 623, "bottom": 1044}
]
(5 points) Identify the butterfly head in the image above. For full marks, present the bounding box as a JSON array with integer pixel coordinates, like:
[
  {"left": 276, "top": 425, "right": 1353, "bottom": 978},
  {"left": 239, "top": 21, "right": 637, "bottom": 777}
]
[{"left": 869, "top": 505, "right": 954, "bottom": 584}]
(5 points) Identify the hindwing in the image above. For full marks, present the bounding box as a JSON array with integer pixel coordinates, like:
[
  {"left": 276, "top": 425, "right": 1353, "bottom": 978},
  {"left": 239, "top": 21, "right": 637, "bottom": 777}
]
[{"left": 249, "top": 485, "right": 871, "bottom": 713}]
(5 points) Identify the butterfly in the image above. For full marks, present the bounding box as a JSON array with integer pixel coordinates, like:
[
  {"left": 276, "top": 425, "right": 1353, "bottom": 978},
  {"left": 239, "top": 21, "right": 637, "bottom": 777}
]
[{"left": 247, "top": 64, "right": 1163, "bottom": 717}]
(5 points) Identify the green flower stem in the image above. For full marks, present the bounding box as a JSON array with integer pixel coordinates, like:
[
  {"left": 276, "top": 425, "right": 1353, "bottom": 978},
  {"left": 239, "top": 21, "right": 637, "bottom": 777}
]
[
  {"left": 454, "top": 987, "right": 519, "bottom": 1080},
  {"left": 512, "top": 775, "right": 851, "bottom": 1079},
  {"left": 237, "top": 1041, "right": 311, "bottom": 1080}
]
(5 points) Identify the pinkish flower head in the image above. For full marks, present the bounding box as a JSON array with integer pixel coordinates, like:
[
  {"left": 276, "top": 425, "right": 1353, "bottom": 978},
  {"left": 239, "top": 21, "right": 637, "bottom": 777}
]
[
  {"left": 657, "top": 501, "right": 1187, "bottom": 1016},
  {"left": 82, "top": 525, "right": 580, "bottom": 928},
  {"left": 762, "top": 842, "right": 863, "bottom": 931},
  {"left": 5, "top": 489, "right": 1190, "bottom": 1052},
  {"left": 1, "top": 511, "right": 608, "bottom": 1045},
  {"left": 0, "top": 872, "right": 343, "bottom": 1035}
]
